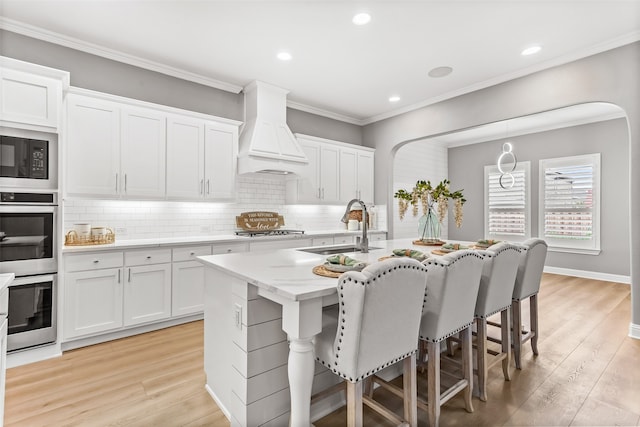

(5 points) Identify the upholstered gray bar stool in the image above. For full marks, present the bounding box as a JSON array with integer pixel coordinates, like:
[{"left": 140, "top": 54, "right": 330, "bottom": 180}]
[
  {"left": 511, "top": 238, "right": 547, "bottom": 369},
  {"left": 417, "top": 250, "right": 485, "bottom": 427},
  {"left": 474, "top": 242, "right": 522, "bottom": 402},
  {"left": 312, "top": 257, "right": 429, "bottom": 427}
]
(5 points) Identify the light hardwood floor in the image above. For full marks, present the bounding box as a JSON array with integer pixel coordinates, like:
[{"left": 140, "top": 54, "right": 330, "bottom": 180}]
[{"left": 5, "top": 273, "right": 639, "bottom": 426}]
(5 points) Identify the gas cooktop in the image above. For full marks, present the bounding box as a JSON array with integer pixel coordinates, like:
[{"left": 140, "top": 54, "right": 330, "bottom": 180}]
[{"left": 234, "top": 229, "right": 305, "bottom": 237}]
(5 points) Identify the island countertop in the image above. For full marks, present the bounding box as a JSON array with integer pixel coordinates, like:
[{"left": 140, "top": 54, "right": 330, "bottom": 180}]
[{"left": 197, "top": 238, "right": 441, "bottom": 302}]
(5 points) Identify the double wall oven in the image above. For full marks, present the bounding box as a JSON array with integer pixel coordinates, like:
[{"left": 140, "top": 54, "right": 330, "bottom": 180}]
[{"left": 0, "top": 127, "right": 58, "bottom": 352}]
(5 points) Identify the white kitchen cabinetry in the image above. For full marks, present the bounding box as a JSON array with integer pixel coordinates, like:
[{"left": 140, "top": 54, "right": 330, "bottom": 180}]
[
  {"left": 0, "top": 57, "right": 68, "bottom": 131},
  {"left": 287, "top": 134, "right": 374, "bottom": 205},
  {"left": 287, "top": 136, "right": 340, "bottom": 204},
  {"left": 66, "top": 92, "right": 166, "bottom": 198},
  {"left": 123, "top": 249, "right": 172, "bottom": 326},
  {"left": 65, "top": 94, "right": 120, "bottom": 196},
  {"left": 120, "top": 108, "right": 166, "bottom": 198},
  {"left": 166, "top": 118, "right": 238, "bottom": 200},
  {"left": 171, "top": 245, "right": 211, "bottom": 317},
  {"left": 63, "top": 252, "right": 124, "bottom": 339},
  {"left": 339, "top": 147, "right": 375, "bottom": 204}
]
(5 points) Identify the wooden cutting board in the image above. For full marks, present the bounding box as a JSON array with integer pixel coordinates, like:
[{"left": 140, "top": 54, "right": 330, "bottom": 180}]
[{"left": 236, "top": 211, "right": 285, "bottom": 231}]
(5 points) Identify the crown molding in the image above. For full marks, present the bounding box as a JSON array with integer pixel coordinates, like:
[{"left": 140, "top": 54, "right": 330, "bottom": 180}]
[
  {"left": 362, "top": 31, "right": 640, "bottom": 125},
  {"left": 286, "top": 100, "right": 363, "bottom": 126},
  {"left": 0, "top": 17, "right": 243, "bottom": 94}
]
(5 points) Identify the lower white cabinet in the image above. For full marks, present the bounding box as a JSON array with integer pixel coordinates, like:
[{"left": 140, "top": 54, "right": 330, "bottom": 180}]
[
  {"left": 64, "top": 267, "right": 124, "bottom": 339},
  {"left": 171, "top": 245, "right": 213, "bottom": 317},
  {"left": 124, "top": 263, "right": 172, "bottom": 326}
]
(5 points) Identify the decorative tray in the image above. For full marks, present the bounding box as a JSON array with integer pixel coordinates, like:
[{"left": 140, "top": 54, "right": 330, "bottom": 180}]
[
  {"left": 412, "top": 239, "right": 446, "bottom": 246},
  {"left": 313, "top": 265, "right": 342, "bottom": 278},
  {"left": 65, "top": 229, "right": 115, "bottom": 246}
]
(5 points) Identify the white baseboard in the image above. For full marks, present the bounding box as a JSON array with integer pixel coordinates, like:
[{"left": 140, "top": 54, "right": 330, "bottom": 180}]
[
  {"left": 205, "top": 383, "right": 232, "bottom": 422},
  {"left": 629, "top": 323, "right": 640, "bottom": 340},
  {"left": 7, "top": 342, "right": 62, "bottom": 369},
  {"left": 544, "top": 266, "right": 630, "bottom": 284}
]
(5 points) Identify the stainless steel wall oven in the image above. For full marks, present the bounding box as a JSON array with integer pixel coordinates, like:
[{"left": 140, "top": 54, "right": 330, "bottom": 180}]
[{"left": 0, "top": 191, "right": 58, "bottom": 351}]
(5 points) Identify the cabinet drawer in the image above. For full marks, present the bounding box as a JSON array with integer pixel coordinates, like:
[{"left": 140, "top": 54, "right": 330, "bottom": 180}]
[
  {"left": 211, "top": 242, "right": 249, "bottom": 255},
  {"left": 125, "top": 248, "right": 172, "bottom": 266},
  {"left": 312, "top": 237, "right": 333, "bottom": 247},
  {"left": 334, "top": 235, "right": 354, "bottom": 245},
  {"left": 65, "top": 252, "right": 124, "bottom": 272},
  {"left": 173, "top": 245, "right": 212, "bottom": 262}
]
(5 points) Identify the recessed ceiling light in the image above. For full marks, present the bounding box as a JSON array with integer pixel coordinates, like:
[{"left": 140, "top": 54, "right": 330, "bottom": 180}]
[
  {"left": 277, "top": 52, "right": 292, "bottom": 61},
  {"left": 352, "top": 12, "right": 371, "bottom": 25},
  {"left": 428, "top": 66, "right": 453, "bottom": 78},
  {"left": 521, "top": 45, "right": 542, "bottom": 56},
  {"left": 389, "top": 96, "right": 400, "bottom": 103}
]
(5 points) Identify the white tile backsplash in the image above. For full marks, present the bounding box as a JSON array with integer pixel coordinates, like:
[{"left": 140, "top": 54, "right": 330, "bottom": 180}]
[{"left": 63, "top": 175, "right": 387, "bottom": 239}]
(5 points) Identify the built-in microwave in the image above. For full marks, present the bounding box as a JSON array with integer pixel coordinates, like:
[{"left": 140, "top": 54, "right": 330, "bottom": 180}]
[{"left": 0, "top": 127, "right": 57, "bottom": 190}]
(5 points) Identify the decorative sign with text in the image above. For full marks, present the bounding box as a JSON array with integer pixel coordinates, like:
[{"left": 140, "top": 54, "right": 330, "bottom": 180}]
[{"left": 236, "top": 212, "right": 285, "bottom": 231}]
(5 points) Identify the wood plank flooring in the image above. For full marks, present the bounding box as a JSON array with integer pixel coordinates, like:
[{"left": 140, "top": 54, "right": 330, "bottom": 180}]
[{"left": 4, "top": 273, "right": 638, "bottom": 426}]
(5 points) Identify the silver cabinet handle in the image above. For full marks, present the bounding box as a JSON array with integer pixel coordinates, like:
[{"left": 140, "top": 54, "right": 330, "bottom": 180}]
[
  {"left": 128, "top": 268, "right": 131, "bottom": 282},
  {"left": 190, "top": 251, "right": 195, "bottom": 256},
  {"left": 93, "top": 259, "right": 99, "bottom": 264},
  {"left": 200, "top": 179, "right": 204, "bottom": 195},
  {"left": 207, "top": 180, "right": 210, "bottom": 195},
  {"left": 124, "top": 174, "right": 128, "bottom": 192},
  {"left": 227, "top": 248, "right": 232, "bottom": 253},
  {"left": 146, "top": 255, "right": 151, "bottom": 259},
  {"left": 115, "top": 174, "right": 119, "bottom": 192},
  {"left": 118, "top": 269, "right": 121, "bottom": 283},
  {"left": 317, "top": 188, "right": 321, "bottom": 199}
]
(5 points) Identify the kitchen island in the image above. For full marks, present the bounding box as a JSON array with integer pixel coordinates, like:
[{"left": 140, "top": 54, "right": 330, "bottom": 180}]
[{"left": 197, "top": 238, "right": 438, "bottom": 427}]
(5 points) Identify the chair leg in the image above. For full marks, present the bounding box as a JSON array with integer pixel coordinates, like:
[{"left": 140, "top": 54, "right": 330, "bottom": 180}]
[
  {"left": 446, "top": 336, "right": 456, "bottom": 356},
  {"left": 460, "top": 326, "right": 474, "bottom": 413},
  {"left": 501, "top": 308, "right": 511, "bottom": 381},
  {"left": 427, "top": 341, "right": 441, "bottom": 427},
  {"left": 476, "top": 317, "right": 488, "bottom": 402},
  {"left": 346, "top": 381, "right": 363, "bottom": 427},
  {"left": 530, "top": 294, "right": 539, "bottom": 355},
  {"left": 512, "top": 300, "right": 523, "bottom": 369},
  {"left": 403, "top": 354, "right": 418, "bottom": 427}
]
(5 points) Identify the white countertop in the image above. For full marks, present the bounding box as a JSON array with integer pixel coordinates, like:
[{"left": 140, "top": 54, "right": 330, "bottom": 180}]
[
  {"left": 197, "top": 238, "right": 435, "bottom": 302},
  {"left": 0, "top": 273, "right": 14, "bottom": 293},
  {"left": 60, "top": 229, "right": 387, "bottom": 253}
]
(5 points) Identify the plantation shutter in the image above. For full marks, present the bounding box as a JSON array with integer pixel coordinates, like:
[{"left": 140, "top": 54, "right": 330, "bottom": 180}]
[
  {"left": 487, "top": 168, "right": 527, "bottom": 236},
  {"left": 543, "top": 163, "right": 593, "bottom": 240}
]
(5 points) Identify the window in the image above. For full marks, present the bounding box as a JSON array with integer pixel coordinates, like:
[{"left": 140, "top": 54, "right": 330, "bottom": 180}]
[
  {"left": 484, "top": 161, "right": 530, "bottom": 241},
  {"left": 539, "top": 153, "right": 600, "bottom": 254}
]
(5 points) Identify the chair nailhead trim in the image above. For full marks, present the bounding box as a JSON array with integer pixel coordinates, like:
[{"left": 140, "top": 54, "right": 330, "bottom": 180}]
[
  {"left": 478, "top": 304, "right": 512, "bottom": 319},
  {"left": 420, "top": 321, "right": 473, "bottom": 343}
]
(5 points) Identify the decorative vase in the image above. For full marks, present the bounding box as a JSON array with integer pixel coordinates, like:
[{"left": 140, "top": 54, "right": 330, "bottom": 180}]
[{"left": 417, "top": 206, "right": 441, "bottom": 243}]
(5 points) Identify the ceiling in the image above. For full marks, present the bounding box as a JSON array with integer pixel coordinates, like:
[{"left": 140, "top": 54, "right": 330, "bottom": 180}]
[{"left": 1, "top": 1, "right": 639, "bottom": 125}]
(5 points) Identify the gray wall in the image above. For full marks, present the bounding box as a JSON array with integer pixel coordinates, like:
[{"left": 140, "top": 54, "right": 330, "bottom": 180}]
[
  {"left": 363, "top": 42, "right": 640, "bottom": 329},
  {"left": 0, "top": 29, "right": 363, "bottom": 143},
  {"left": 448, "top": 118, "right": 630, "bottom": 276}
]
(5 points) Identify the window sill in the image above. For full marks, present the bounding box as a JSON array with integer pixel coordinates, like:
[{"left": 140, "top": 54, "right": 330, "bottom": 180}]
[{"left": 548, "top": 246, "right": 601, "bottom": 256}]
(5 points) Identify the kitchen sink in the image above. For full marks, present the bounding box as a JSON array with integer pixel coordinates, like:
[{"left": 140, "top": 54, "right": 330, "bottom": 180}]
[{"left": 297, "top": 244, "right": 381, "bottom": 255}]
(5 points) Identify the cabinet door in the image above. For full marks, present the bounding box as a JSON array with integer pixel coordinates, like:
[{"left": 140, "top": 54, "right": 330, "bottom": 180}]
[
  {"left": 166, "top": 116, "right": 204, "bottom": 199},
  {"left": 204, "top": 123, "right": 237, "bottom": 200},
  {"left": 124, "top": 264, "right": 171, "bottom": 326},
  {"left": 64, "top": 268, "right": 123, "bottom": 339},
  {"left": 120, "top": 108, "right": 166, "bottom": 198},
  {"left": 294, "top": 139, "right": 321, "bottom": 202},
  {"left": 0, "top": 68, "right": 60, "bottom": 129},
  {"left": 339, "top": 149, "right": 358, "bottom": 202},
  {"left": 319, "top": 144, "right": 340, "bottom": 203},
  {"left": 356, "top": 150, "right": 375, "bottom": 203},
  {"left": 66, "top": 94, "right": 120, "bottom": 196},
  {"left": 172, "top": 260, "right": 205, "bottom": 316}
]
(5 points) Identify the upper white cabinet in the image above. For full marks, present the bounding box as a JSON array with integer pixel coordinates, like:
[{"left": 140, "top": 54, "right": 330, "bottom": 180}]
[
  {"left": 286, "top": 134, "right": 374, "bottom": 205},
  {"left": 66, "top": 88, "right": 241, "bottom": 200},
  {"left": 120, "top": 107, "right": 166, "bottom": 198},
  {"left": 340, "top": 147, "right": 374, "bottom": 204},
  {"left": 166, "top": 116, "right": 238, "bottom": 200},
  {"left": 0, "top": 57, "right": 69, "bottom": 132},
  {"left": 66, "top": 93, "right": 166, "bottom": 199},
  {"left": 287, "top": 136, "right": 340, "bottom": 203}
]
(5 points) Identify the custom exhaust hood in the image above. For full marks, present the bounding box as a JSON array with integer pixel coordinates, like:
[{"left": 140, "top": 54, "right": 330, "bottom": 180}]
[{"left": 237, "top": 81, "right": 308, "bottom": 175}]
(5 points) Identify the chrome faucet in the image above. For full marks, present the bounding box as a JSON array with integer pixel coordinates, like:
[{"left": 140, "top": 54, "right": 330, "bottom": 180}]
[{"left": 341, "top": 199, "right": 369, "bottom": 253}]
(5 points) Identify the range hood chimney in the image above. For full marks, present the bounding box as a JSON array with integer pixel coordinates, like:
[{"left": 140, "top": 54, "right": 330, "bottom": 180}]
[{"left": 237, "top": 81, "right": 308, "bottom": 175}]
